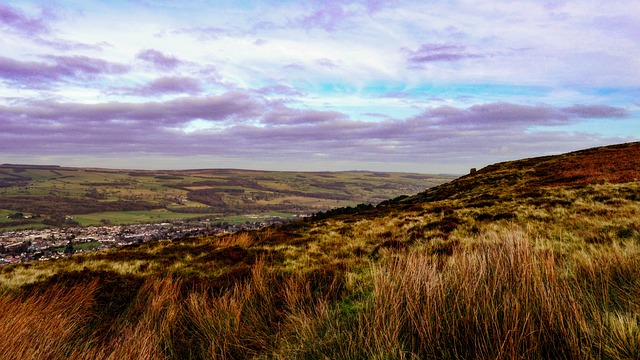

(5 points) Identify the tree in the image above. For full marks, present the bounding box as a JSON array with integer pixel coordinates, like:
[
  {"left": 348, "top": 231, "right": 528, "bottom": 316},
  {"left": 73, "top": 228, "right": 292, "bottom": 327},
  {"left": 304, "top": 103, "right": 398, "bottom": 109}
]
[
  {"left": 8, "top": 212, "right": 23, "bottom": 219},
  {"left": 64, "top": 241, "right": 75, "bottom": 255}
]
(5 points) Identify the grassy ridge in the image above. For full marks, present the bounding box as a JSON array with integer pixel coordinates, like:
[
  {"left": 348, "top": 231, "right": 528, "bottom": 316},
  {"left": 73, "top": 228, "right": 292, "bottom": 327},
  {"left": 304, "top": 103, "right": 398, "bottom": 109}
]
[{"left": 0, "top": 142, "right": 638, "bottom": 359}]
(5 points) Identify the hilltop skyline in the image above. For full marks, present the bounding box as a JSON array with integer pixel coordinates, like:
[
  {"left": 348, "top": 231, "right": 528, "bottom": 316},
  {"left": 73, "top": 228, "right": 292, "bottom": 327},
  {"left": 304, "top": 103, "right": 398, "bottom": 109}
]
[{"left": 1, "top": 0, "right": 638, "bottom": 173}]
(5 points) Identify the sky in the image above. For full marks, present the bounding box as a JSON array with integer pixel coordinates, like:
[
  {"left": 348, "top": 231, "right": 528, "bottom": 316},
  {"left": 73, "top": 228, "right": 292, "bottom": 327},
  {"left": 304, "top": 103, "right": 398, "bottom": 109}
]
[{"left": 1, "top": 0, "right": 638, "bottom": 173}]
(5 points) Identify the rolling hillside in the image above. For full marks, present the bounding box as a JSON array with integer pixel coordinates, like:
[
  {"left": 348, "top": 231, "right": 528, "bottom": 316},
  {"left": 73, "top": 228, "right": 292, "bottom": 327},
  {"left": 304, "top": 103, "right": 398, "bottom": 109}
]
[
  {"left": 0, "top": 165, "right": 454, "bottom": 229},
  {"left": 0, "top": 142, "right": 638, "bottom": 359}
]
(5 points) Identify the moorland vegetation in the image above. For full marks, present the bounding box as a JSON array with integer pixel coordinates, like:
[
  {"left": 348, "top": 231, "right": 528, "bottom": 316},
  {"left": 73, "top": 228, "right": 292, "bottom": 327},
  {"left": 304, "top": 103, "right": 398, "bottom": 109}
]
[{"left": 0, "top": 142, "right": 638, "bottom": 359}]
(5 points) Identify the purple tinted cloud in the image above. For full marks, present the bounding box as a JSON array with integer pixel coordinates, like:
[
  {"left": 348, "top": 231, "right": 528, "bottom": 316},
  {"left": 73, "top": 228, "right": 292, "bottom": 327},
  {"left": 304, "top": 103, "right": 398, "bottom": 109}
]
[
  {"left": 0, "top": 4, "right": 109, "bottom": 52},
  {"left": 411, "top": 103, "right": 628, "bottom": 129},
  {"left": 293, "top": 2, "right": 349, "bottom": 31},
  {"left": 262, "top": 106, "right": 345, "bottom": 125},
  {"left": 0, "top": 92, "right": 261, "bottom": 129},
  {"left": 0, "top": 55, "right": 128, "bottom": 85},
  {"left": 1, "top": 97, "right": 630, "bottom": 168},
  {"left": 44, "top": 55, "right": 129, "bottom": 78},
  {"left": 562, "top": 105, "right": 629, "bottom": 119},
  {"left": 407, "top": 43, "right": 483, "bottom": 64},
  {"left": 0, "top": 4, "right": 48, "bottom": 34},
  {"left": 35, "top": 38, "right": 110, "bottom": 52},
  {"left": 118, "top": 76, "right": 203, "bottom": 96},
  {"left": 363, "top": 0, "right": 386, "bottom": 14},
  {"left": 0, "top": 56, "right": 57, "bottom": 83},
  {"left": 292, "top": 0, "right": 391, "bottom": 30},
  {"left": 136, "top": 49, "right": 182, "bottom": 70}
]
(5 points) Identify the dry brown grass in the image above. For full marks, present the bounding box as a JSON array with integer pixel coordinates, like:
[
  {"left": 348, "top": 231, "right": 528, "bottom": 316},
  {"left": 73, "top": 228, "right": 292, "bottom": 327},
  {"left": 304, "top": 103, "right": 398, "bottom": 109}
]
[
  {"left": 0, "top": 281, "right": 97, "bottom": 360},
  {"left": 365, "top": 229, "right": 588, "bottom": 359},
  {"left": 0, "top": 227, "right": 638, "bottom": 359},
  {"left": 215, "top": 231, "right": 256, "bottom": 248},
  {"left": 93, "top": 277, "right": 182, "bottom": 360}
]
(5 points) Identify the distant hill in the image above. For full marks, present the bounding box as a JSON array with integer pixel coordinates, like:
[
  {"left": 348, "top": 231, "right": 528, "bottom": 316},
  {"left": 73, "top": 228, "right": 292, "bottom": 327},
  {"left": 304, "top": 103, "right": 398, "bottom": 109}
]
[
  {"left": 1, "top": 142, "right": 638, "bottom": 359},
  {"left": 0, "top": 165, "right": 455, "bottom": 229}
]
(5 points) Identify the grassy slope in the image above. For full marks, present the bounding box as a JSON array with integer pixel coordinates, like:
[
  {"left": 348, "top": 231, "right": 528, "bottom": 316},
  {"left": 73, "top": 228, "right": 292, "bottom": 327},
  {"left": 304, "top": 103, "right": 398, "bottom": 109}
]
[
  {"left": 0, "top": 142, "right": 639, "bottom": 359},
  {"left": 0, "top": 166, "right": 454, "bottom": 228}
]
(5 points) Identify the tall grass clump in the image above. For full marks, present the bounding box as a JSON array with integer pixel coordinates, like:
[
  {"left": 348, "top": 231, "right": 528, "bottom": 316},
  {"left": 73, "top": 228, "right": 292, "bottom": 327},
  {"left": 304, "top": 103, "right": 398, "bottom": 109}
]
[
  {"left": 185, "top": 259, "right": 282, "bottom": 358},
  {"left": 572, "top": 241, "right": 640, "bottom": 359},
  {"left": 87, "top": 277, "right": 183, "bottom": 360},
  {"left": 363, "top": 229, "right": 593, "bottom": 359},
  {"left": 216, "top": 231, "right": 255, "bottom": 248},
  {"left": 0, "top": 281, "right": 97, "bottom": 360},
  {"left": 185, "top": 258, "right": 352, "bottom": 359}
]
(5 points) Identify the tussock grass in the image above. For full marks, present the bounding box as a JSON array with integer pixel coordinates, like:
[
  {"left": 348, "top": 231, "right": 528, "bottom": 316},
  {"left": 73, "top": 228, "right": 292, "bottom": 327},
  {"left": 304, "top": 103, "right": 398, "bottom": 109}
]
[
  {"left": 0, "top": 281, "right": 97, "bottom": 360},
  {"left": 0, "top": 227, "right": 638, "bottom": 359},
  {"left": 94, "top": 277, "right": 183, "bottom": 360},
  {"left": 366, "top": 230, "right": 590, "bottom": 359},
  {"left": 216, "top": 231, "right": 255, "bottom": 248}
]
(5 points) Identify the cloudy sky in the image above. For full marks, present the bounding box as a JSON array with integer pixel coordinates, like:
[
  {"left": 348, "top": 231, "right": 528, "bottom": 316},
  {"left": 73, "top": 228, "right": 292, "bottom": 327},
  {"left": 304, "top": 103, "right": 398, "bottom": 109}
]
[{"left": 1, "top": 0, "right": 638, "bottom": 173}]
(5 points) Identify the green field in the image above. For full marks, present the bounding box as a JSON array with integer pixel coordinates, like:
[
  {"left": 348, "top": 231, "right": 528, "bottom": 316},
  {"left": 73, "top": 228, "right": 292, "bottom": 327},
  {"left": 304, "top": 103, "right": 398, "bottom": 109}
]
[
  {"left": 0, "top": 210, "right": 14, "bottom": 223},
  {"left": 0, "top": 165, "right": 456, "bottom": 229},
  {"left": 72, "top": 210, "right": 207, "bottom": 226}
]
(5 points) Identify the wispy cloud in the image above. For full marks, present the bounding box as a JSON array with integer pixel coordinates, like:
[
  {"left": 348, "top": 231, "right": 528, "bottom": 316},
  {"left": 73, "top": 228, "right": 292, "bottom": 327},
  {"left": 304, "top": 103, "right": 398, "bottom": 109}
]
[
  {"left": 0, "top": 55, "right": 128, "bottom": 86},
  {"left": 0, "top": 4, "right": 49, "bottom": 35},
  {"left": 114, "top": 76, "right": 202, "bottom": 96},
  {"left": 173, "top": 26, "right": 229, "bottom": 40},
  {"left": 406, "top": 43, "right": 483, "bottom": 64},
  {"left": 136, "top": 49, "right": 183, "bottom": 70},
  {"left": 291, "top": 4, "right": 349, "bottom": 31},
  {"left": 254, "top": 84, "right": 303, "bottom": 96}
]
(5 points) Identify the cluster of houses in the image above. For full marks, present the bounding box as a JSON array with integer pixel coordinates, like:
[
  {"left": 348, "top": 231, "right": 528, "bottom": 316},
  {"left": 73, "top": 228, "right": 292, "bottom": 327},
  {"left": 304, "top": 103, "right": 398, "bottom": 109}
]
[{"left": 0, "top": 218, "right": 286, "bottom": 265}]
